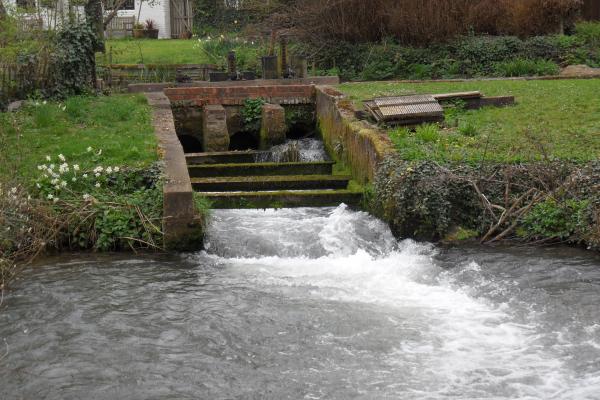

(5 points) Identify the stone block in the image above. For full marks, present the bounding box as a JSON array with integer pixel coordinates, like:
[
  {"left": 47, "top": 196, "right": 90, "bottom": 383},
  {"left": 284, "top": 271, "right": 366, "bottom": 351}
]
[
  {"left": 202, "top": 104, "right": 230, "bottom": 152},
  {"left": 260, "top": 103, "right": 287, "bottom": 150}
]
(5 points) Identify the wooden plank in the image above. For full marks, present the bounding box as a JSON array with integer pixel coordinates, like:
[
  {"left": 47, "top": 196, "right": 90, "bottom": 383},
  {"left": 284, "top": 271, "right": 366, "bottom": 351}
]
[{"left": 433, "top": 91, "right": 482, "bottom": 101}]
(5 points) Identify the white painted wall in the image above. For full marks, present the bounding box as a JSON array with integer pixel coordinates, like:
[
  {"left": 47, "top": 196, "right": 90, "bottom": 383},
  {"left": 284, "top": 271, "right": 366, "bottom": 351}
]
[
  {"left": 117, "top": 0, "right": 171, "bottom": 39},
  {"left": 6, "top": 0, "right": 173, "bottom": 39}
]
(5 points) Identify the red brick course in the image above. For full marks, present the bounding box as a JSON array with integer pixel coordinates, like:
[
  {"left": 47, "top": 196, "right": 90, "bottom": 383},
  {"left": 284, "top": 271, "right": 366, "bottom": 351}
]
[{"left": 164, "top": 84, "right": 315, "bottom": 106}]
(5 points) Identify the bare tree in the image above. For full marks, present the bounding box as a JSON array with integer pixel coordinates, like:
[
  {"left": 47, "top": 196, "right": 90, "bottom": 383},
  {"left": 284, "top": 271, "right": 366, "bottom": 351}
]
[{"left": 0, "top": 0, "right": 7, "bottom": 20}]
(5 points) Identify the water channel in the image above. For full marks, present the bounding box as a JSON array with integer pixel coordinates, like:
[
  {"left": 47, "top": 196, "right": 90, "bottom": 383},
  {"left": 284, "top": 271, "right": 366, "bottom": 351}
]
[{"left": 1, "top": 204, "right": 599, "bottom": 399}]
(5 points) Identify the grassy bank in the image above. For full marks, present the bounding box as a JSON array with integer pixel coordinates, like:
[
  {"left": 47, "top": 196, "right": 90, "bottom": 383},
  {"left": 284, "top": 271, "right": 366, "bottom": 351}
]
[
  {"left": 338, "top": 79, "right": 600, "bottom": 249},
  {"left": 0, "top": 94, "right": 162, "bottom": 289},
  {"left": 1, "top": 94, "right": 157, "bottom": 181},
  {"left": 340, "top": 79, "right": 600, "bottom": 163},
  {"left": 100, "top": 39, "right": 204, "bottom": 65}
]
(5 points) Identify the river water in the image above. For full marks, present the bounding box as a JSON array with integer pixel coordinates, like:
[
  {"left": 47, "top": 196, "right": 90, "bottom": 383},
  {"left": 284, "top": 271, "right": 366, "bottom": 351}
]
[{"left": 1, "top": 205, "right": 600, "bottom": 399}]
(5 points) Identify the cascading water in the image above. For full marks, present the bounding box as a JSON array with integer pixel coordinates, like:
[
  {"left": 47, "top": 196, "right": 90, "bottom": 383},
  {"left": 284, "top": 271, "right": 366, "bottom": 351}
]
[
  {"left": 1, "top": 204, "right": 599, "bottom": 399},
  {"left": 256, "top": 138, "right": 330, "bottom": 163}
]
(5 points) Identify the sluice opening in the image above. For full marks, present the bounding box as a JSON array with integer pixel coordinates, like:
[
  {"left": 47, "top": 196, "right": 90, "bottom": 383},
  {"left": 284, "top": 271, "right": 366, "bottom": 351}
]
[
  {"left": 178, "top": 135, "right": 203, "bottom": 153},
  {"left": 229, "top": 131, "right": 259, "bottom": 151}
]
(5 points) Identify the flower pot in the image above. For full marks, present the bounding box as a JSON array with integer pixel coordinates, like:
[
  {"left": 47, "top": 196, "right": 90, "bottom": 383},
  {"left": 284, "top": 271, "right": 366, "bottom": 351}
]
[
  {"left": 144, "top": 29, "right": 159, "bottom": 39},
  {"left": 242, "top": 71, "right": 256, "bottom": 80},
  {"left": 261, "top": 55, "right": 279, "bottom": 80},
  {"left": 209, "top": 72, "right": 229, "bottom": 82},
  {"left": 291, "top": 55, "right": 308, "bottom": 78},
  {"left": 179, "top": 30, "right": 192, "bottom": 40},
  {"left": 133, "top": 29, "right": 145, "bottom": 39}
]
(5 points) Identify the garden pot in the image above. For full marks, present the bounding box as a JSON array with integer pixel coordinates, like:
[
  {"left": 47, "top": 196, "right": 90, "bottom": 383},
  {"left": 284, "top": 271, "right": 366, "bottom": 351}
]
[
  {"left": 261, "top": 55, "right": 279, "bottom": 80},
  {"left": 133, "top": 29, "right": 145, "bottom": 39},
  {"left": 179, "top": 30, "right": 192, "bottom": 40},
  {"left": 291, "top": 55, "right": 308, "bottom": 78},
  {"left": 209, "top": 72, "right": 229, "bottom": 82},
  {"left": 242, "top": 71, "right": 256, "bottom": 80},
  {"left": 144, "top": 29, "right": 159, "bottom": 39}
]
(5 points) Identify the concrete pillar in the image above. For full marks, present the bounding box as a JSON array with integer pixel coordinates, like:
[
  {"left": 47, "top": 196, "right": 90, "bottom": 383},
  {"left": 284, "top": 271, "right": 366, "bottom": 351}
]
[
  {"left": 260, "top": 103, "right": 287, "bottom": 150},
  {"left": 202, "top": 105, "right": 230, "bottom": 152}
]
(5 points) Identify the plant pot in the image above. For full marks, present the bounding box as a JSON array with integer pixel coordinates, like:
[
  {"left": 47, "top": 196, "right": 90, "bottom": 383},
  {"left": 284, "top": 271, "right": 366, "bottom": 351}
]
[
  {"left": 261, "top": 55, "right": 279, "bottom": 80},
  {"left": 209, "top": 72, "right": 229, "bottom": 82},
  {"left": 144, "top": 29, "right": 159, "bottom": 39},
  {"left": 291, "top": 55, "right": 308, "bottom": 79},
  {"left": 133, "top": 29, "right": 145, "bottom": 39},
  {"left": 179, "top": 30, "right": 192, "bottom": 40},
  {"left": 242, "top": 71, "right": 256, "bottom": 80}
]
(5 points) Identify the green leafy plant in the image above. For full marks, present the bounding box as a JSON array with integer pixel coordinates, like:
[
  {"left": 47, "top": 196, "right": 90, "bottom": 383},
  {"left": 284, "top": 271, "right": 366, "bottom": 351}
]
[
  {"left": 521, "top": 198, "right": 590, "bottom": 241},
  {"left": 493, "top": 58, "right": 559, "bottom": 77},
  {"left": 240, "top": 97, "right": 265, "bottom": 133}
]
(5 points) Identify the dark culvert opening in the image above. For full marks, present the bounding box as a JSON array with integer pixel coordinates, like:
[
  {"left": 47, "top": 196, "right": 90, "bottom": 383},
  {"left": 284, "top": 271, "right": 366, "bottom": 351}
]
[
  {"left": 178, "top": 135, "right": 203, "bottom": 153},
  {"left": 287, "top": 123, "right": 316, "bottom": 140},
  {"left": 229, "top": 131, "right": 259, "bottom": 151}
]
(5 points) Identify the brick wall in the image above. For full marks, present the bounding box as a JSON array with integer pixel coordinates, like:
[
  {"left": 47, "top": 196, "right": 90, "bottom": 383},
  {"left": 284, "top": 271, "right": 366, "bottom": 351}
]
[{"left": 164, "top": 84, "right": 316, "bottom": 106}]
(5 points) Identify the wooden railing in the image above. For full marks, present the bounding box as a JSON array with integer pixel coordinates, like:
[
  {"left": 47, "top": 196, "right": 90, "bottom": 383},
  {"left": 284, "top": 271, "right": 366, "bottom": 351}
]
[
  {"left": 0, "top": 59, "right": 52, "bottom": 107},
  {"left": 100, "top": 63, "right": 220, "bottom": 88}
]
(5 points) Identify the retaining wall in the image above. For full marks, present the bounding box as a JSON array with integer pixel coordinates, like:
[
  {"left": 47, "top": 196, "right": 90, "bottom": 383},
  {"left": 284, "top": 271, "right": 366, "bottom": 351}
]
[
  {"left": 315, "top": 86, "right": 395, "bottom": 184},
  {"left": 145, "top": 92, "right": 204, "bottom": 250}
]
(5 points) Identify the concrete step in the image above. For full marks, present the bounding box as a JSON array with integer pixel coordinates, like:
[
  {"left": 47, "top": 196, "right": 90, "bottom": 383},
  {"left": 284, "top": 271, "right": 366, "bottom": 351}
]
[
  {"left": 192, "top": 175, "right": 352, "bottom": 192},
  {"left": 188, "top": 161, "right": 335, "bottom": 178},
  {"left": 199, "top": 189, "right": 363, "bottom": 209},
  {"left": 186, "top": 150, "right": 269, "bottom": 165}
]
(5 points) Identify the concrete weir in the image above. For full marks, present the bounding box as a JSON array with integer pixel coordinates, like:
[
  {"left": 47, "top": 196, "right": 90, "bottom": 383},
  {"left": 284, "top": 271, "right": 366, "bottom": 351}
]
[
  {"left": 146, "top": 77, "right": 394, "bottom": 248},
  {"left": 146, "top": 92, "right": 203, "bottom": 251}
]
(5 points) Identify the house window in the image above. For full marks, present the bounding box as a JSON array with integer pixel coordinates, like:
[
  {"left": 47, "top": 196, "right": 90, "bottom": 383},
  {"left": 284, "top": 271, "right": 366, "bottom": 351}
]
[
  {"left": 104, "top": 0, "right": 135, "bottom": 11},
  {"left": 16, "top": 0, "right": 36, "bottom": 8}
]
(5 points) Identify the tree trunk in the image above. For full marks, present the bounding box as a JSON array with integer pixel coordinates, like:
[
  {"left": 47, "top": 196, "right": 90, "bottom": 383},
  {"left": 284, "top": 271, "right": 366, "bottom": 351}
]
[
  {"left": 85, "top": 0, "right": 105, "bottom": 53},
  {"left": 0, "top": 0, "right": 7, "bottom": 20}
]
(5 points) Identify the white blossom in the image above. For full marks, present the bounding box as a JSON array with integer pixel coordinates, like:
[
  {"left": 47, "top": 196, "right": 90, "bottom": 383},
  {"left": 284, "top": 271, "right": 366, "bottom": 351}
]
[
  {"left": 47, "top": 194, "right": 54, "bottom": 199},
  {"left": 72, "top": 177, "right": 77, "bottom": 182},
  {"left": 106, "top": 166, "right": 113, "bottom": 174},
  {"left": 87, "top": 146, "right": 93, "bottom": 152},
  {"left": 114, "top": 166, "right": 120, "bottom": 173},
  {"left": 95, "top": 182, "right": 101, "bottom": 188},
  {"left": 10, "top": 187, "right": 17, "bottom": 194},
  {"left": 58, "top": 154, "right": 65, "bottom": 162},
  {"left": 82, "top": 174, "right": 88, "bottom": 178},
  {"left": 73, "top": 164, "right": 80, "bottom": 171},
  {"left": 60, "top": 181, "right": 67, "bottom": 187},
  {"left": 53, "top": 197, "right": 59, "bottom": 203},
  {"left": 95, "top": 173, "right": 101, "bottom": 178},
  {"left": 83, "top": 194, "right": 91, "bottom": 201},
  {"left": 46, "top": 155, "right": 51, "bottom": 161}
]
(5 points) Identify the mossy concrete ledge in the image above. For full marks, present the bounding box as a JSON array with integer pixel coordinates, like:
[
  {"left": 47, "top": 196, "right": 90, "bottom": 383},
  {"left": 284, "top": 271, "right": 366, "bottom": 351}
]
[
  {"left": 146, "top": 92, "right": 204, "bottom": 251},
  {"left": 315, "top": 86, "right": 395, "bottom": 184}
]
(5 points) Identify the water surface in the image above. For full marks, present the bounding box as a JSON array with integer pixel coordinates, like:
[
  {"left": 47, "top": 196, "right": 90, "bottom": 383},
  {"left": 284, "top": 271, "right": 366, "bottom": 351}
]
[{"left": 1, "top": 205, "right": 599, "bottom": 399}]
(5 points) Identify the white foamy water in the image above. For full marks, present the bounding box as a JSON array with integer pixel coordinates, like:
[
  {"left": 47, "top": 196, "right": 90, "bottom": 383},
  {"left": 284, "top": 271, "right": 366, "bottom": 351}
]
[
  {"left": 1, "top": 205, "right": 599, "bottom": 399},
  {"left": 198, "top": 205, "right": 600, "bottom": 399}
]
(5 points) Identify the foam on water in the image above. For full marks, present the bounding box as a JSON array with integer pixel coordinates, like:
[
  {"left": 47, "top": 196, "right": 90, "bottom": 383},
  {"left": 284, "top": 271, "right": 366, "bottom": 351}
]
[{"left": 198, "top": 204, "right": 600, "bottom": 399}]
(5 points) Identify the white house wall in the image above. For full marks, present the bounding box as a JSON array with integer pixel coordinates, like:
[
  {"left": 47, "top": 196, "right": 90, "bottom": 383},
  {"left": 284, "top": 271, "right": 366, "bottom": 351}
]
[
  {"left": 4, "top": 0, "right": 84, "bottom": 30},
  {"left": 117, "top": 0, "right": 171, "bottom": 39},
  {"left": 6, "top": 0, "right": 171, "bottom": 39}
]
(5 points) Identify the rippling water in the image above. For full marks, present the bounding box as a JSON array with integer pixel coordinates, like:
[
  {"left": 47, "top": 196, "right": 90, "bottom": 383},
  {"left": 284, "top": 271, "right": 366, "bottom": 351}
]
[{"left": 1, "top": 205, "right": 599, "bottom": 399}]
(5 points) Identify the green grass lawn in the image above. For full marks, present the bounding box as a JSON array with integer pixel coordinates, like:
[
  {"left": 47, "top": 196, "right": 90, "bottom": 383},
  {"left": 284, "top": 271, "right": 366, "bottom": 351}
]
[
  {"left": 0, "top": 94, "right": 157, "bottom": 182},
  {"left": 339, "top": 79, "right": 600, "bottom": 163},
  {"left": 100, "top": 39, "right": 206, "bottom": 65}
]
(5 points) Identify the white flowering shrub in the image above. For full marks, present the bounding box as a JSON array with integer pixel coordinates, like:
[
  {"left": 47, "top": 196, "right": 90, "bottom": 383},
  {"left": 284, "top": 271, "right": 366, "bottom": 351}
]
[{"left": 34, "top": 147, "right": 122, "bottom": 204}]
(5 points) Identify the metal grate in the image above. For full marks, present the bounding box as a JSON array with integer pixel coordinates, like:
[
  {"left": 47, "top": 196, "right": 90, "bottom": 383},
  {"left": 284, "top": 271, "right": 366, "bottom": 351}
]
[{"left": 366, "top": 95, "right": 444, "bottom": 123}]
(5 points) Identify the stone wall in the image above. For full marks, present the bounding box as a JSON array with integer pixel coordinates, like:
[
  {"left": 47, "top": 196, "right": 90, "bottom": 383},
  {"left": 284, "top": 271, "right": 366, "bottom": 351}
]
[
  {"left": 145, "top": 92, "right": 204, "bottom": 250},
  {"left": 165, "top": 84, "right": 316, "bottom": 106},
  {"left": 315, "top": 86, "right": 395, "bottom": 184}
]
